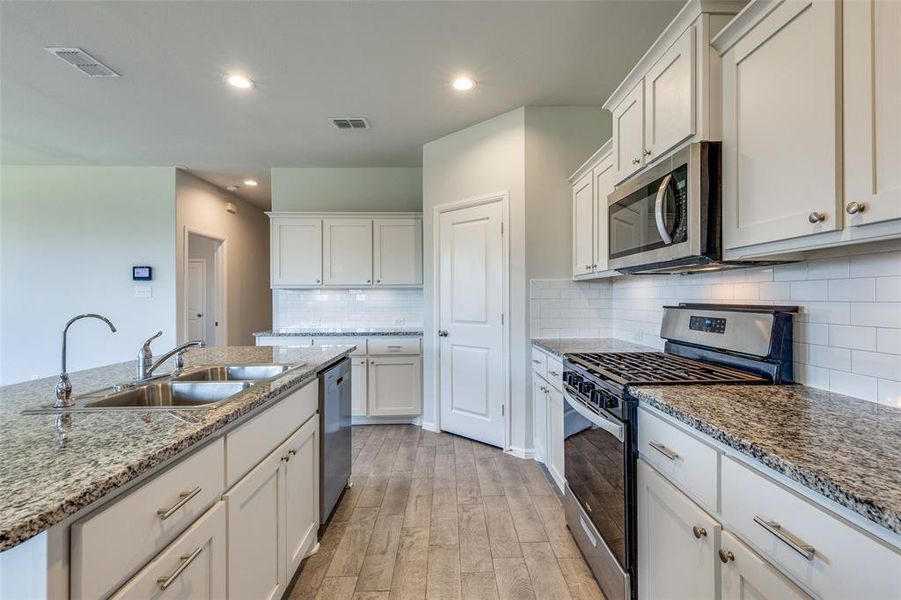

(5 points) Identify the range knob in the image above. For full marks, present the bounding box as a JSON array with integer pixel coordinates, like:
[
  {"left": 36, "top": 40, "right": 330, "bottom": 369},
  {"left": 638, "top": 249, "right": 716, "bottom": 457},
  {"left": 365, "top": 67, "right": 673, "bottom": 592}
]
[
  {"left": 578, "top": 380, "right": 595, "bottom": 395},
  {"left": 589, "top": 389, "right": 606, "bottom": 407},
  {"left": 566, "top": 373, "right": 582, "bottom": 388},
  {"left": 604, "top": 394, "right": 620, "bottom": 409}
]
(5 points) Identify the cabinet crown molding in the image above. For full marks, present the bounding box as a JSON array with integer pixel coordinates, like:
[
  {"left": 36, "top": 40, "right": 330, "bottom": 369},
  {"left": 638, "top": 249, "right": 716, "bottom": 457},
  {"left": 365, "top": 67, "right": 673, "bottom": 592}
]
[
  {"left": 710, "top": 0, "right": 781, "bottom": 54},
  {"left": 569, "top": 138, "right": 613, "bottom": 182},
  {"left": 267, "top": 211, "right": 422, "bottom": 219},
  {"left": 603, "top": 0, "right": 746, "bottom": 111}
]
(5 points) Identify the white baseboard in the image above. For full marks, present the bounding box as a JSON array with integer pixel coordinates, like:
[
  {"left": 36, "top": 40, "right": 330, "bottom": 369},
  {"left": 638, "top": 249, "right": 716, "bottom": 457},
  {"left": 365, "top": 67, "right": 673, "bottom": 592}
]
[
  {"left": 507, "top": 446, "right": 535, "bottom": 460},
  {"left": 420, "top": 420, "right": 439, "bottom": 432},
  {"left": 351, "top": 415, "right": 420, "bottom": 425}
]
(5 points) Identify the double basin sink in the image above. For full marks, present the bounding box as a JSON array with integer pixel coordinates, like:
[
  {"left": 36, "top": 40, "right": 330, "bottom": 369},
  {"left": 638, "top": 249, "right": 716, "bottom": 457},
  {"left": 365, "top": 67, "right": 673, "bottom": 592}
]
[{"left": 25, "top": 364, "right": 301, "bottom": 413}]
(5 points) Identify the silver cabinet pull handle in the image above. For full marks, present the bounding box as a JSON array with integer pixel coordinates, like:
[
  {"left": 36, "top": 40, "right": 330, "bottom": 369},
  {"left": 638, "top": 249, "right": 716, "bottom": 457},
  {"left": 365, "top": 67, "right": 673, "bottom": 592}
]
[
  {"left": 548, "top": 370, "right": 560, "bottom": 377},
  {"left": 846, "top": 201, "right": 866, "bottom": 215},
  {"left": 753, "top": 516, "right": 815, "bottom": 560},
  {"left": 643, "top": 149, "right": 652, "bottom": 156},
  {"left": 692, "top": 525, "right": 707, "bottom": 539},
  {"left": 808, "top": 211, "right": 826, "bottom": 224},
  {"left": 632, "top": 157, "right": 641, "bottom": 165},
  {"left": 288, "top": 448, "right": 297, "bottom": 456},
  {"left": 532, "top": 359, "right": 541, "bottom": 365},
  {"left": 649, "top": 441, "right": 680, "bottom": 461},
  {"left": 157, "top": 545, "right": 204, "bottom": 590},
  {"left": 157, "top": 487, "right": 202, "bottom": 520},
  {"left": 438, "top": 330, "right": 449, "bottom": 337},
  {"left": 387, "top": 345, "right": 402, "bottom": 349},
  {"left": 719, "top": 549, "right": 735, "bottom": 563}
]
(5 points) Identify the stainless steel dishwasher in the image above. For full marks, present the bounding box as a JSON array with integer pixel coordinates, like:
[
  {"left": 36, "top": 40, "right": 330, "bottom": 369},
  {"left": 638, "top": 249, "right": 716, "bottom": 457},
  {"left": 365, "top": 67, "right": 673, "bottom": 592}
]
[{"left": 319, "top": 358, "right": 352, "bottom": 525}]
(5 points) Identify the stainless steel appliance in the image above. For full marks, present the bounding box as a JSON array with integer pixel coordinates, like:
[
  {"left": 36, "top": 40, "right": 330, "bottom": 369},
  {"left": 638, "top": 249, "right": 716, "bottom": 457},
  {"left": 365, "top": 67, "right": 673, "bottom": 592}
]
[
  {"left": 561, "top": 304, "right": 796, "bottom": 600},
  {"left": 320, "top": 358, "right": 352, "bottom": 525},
  {"left": 607, "top": 142, "right": 778, "bottom": 275}
]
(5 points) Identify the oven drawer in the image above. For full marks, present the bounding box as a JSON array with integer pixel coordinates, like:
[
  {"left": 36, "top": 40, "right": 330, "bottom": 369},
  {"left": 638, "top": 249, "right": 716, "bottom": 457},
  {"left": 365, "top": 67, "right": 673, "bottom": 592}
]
[
  {"left": 546, "top": 356, "right": 564, "bottom": 391},
  {"left": 531, "top": 347, "right": 547, "bottom": 378},
  {"left": 721, "top": 457, "right": 901, "bottom": 599},
  {"left": 638, "top": 407, "right": 718, "bottom": 513}
]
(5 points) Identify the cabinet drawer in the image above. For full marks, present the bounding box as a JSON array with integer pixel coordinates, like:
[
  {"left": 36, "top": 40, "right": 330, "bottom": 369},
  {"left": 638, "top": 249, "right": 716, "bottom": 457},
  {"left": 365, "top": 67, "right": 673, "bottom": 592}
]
[
  {"left": 638, "top": 408, "right": 718, "bottom": 513},
  {"left": 225, "top": 381, "right": 318, "bottom": 487},
  {"left": 71, "top": 438, "right": 225, "bottom": 600},
  {"left": 312, "top": 336, "right": 366, "bottom": 356},
  {"left": 110, "top": 501, "right": 226, "bottom": 599},
  {"left": 368, "top": 337, "right": 420, "bottom": 355},
  {"left": 531, "top": 347, "right": 547, "bottom": 378},
  {"left": 256, "top": 336, "right": 313, "bottom": 348},
  {"left": 721, "top": 457, "right": 901, "bottom": 599},
  {"left": 546, "top": 355, "right": 564, "bottom": 391}
]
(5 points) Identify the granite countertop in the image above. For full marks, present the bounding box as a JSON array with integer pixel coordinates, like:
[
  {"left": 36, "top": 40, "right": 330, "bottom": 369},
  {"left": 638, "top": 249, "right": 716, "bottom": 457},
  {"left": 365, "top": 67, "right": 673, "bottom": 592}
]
[
  {"left": 0, "top": 345, "right": 351, "bottom": 551},
  {"left": 531, "top": 337, "right": 656, "bottom": 357},
  {"left": 255, "top": 327, "right": 423, "bottom": 337},
  {"left": 631, "top": 384, "right": 901, "bottom": 535}
]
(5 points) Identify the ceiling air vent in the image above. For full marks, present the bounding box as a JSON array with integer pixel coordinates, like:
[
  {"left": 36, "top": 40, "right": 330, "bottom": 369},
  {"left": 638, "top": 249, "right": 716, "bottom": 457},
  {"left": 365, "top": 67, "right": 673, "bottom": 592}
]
[
  {"left": 45, "top": 47, "right": 120, "bottom": 78},
  {"left": 331, "top": 117, "right": 370, "bottom": 130}
]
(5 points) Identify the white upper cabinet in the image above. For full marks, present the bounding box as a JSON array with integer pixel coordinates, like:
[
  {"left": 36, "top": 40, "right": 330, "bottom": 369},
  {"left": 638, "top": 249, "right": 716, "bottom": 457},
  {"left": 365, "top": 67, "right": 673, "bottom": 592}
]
[
  {"left": 373, "top": 218, "right": 423, "bottom": 285},
  {"left": 572, "top": 171, "right": 595, "bottom": 277},
  {"left": 717, "top": 0, "right": 842, "bottom": 249},
  {"left": 612, "top": 82, "right": 646, "bottom": 183},
  {"left": 644, "top": 26, "right": 696, "bottom": 161},
  {"left": 843, "top": 0, "right": 901, "bottom": 227},
  {"left": 323, "top": 218, "right": 373, "bottom": 286},
  {"left": 270, "top": 217, "right": 322, "bottom": 287},
  {"left": 592, "top": 150, "right": 617, "bottom": 274},
  {"left": 604, "top": 1, "right": 744, "bottom": 185}
]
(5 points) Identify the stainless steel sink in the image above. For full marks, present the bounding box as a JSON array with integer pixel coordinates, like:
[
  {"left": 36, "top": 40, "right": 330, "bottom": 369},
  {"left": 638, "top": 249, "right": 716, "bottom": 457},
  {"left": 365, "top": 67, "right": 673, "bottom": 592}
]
[
  {"left": 82, "top": 381, "right": 253, "bottom": 409},
  {"left": 173, "top": 364, "right": 296, "bottom": 382}
]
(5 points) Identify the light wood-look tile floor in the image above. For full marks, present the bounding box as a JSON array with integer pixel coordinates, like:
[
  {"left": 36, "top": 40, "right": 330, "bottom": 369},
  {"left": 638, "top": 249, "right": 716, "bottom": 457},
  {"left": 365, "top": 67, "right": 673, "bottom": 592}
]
[{"left": 287, "top": 425, "right": 606, "bottom": 600}]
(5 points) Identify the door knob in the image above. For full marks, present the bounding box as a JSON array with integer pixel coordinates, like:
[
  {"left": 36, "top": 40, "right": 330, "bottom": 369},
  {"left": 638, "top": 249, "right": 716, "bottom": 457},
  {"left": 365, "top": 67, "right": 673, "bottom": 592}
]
[
  {"left": 438, "top": 330, "right": 449, "bottom": 337},
  {"left": 846, "top": 201, "right": 867, "bottom": 215},
  {"left": 808, "top": 211, "right": 826, "bottom": 224}
]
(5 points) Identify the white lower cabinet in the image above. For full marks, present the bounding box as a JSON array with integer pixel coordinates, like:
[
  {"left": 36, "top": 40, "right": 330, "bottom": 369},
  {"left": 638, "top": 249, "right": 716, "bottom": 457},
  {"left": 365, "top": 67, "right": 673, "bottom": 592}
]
[
  {"left": 637, "top": 459, "right": 719, "bottom": 600},
  {"left": 368, "top": 355, "right": 421, "bottom": 416},
  {"left": 284, "top": 417, "right": 320, "bottom": 577},
  {"left": 546, "top": 386, "right": 565, "bottom": 493},
  {"left": 720, "top": 530, "right": 810, "bottom": 600},
  {"left": 532, "top": 373, "right": 548, "bottom": 464},
  {"left": 111, "top": 501, "right": 226, "bottom": 600},
  {"left": 351, "top": 357, "right": 368, "bottom": 417}
]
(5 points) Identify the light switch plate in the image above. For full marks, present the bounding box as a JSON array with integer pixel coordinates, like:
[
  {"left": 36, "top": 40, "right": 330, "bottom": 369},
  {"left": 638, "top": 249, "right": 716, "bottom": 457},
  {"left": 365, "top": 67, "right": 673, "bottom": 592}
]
[{"left": 134, "top": 285, "right": 152, "bottom": 298}]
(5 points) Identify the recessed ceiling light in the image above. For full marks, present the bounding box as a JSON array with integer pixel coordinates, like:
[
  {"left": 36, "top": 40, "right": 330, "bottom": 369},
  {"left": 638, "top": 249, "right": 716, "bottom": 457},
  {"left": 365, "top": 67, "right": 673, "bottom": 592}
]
[
  {"left": 243, "top": 179, "right": 258, "bottom": 187},
  {"left": 452, "top": 77, "right": 476, "bottom": 91},
  {"left": 226, "top": 185, "right": 240, "bottom": 191},
  {"left": 225, "top": 74, "right": 254, "bottom": 89}
]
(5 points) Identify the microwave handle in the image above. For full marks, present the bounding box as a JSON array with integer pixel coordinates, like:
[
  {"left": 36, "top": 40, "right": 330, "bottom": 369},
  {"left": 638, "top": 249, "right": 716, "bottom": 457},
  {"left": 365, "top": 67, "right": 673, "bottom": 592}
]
[{"left": 654, "top": 173, "right": 674, "bottom": 245}]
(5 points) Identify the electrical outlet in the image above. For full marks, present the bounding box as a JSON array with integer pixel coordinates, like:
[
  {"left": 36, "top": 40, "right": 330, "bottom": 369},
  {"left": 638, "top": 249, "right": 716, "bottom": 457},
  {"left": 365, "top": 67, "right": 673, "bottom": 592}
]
[{"left": 134, "top": 285, "right": 152, "bottom": 298}]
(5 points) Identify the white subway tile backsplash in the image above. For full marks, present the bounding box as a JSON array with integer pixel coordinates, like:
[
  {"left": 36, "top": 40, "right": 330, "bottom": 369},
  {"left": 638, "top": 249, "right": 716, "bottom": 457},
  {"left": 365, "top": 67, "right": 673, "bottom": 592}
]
[
  {"left": 531, "top": 248, "right": 901, "bottom": 406},
  {"left": 273, "top": 288, "right": 423, "bottom": 330}
]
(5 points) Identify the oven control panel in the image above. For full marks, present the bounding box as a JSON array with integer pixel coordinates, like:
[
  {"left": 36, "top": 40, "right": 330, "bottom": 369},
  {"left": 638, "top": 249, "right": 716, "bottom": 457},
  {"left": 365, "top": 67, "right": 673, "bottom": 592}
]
[{"left": 689, "top": 315, "right": 726, "bottom": 334}]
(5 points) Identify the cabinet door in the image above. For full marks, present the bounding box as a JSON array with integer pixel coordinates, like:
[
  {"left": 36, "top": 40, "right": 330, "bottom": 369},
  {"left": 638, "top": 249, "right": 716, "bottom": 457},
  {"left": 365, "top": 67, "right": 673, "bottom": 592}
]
[
  {"left": 271, "top": 218, "right": 322, "bottom": 287},
  {"left": 284, "top": 417, "right": 319, "bottom": 578},
  {"left": 720, "top": 530, "right": 810, "bottom": 600},
  {"left": 374, "top": 218, "right": 423, "bottom": 285},
  {"left": 532, "top": 373, "right": 548, "bottom": 464},
  {"left": 323, "top": 218, "right": 373, "bottom": 286},
  {"left": 612, "top": 81, "right": 645, "bottom": 183},
  {"left": 572, "top": 172, "right": 595, "bottom": 278},
  {"left": 844, "top": 0, "right": 901, "bottom": 226},
  {"left": 368, "top": 356, "right": 421, "bottom": 416},
  {"left": 351, "top": 357, "right": 368, "bottom": 417},
  {"left": 637, "top": 460, "right": 719, "bottom": 600},
  {"left": 721, "top": 0, "right": 842, "bottom": 249},
  {"left": 644, "top": 26, "right": 696, "bottom": 160},
  {"left": 110, "top": 502, "right": 226, "bottom": 600},
  {"left": 547, "top": 387, "right": 565, "bottom": 493},
  {"left": 225, "top": 444, "right": 286, "bottom": 600},
  {"left": 592, "top": 150, "right": 616, "bottom": 273}
]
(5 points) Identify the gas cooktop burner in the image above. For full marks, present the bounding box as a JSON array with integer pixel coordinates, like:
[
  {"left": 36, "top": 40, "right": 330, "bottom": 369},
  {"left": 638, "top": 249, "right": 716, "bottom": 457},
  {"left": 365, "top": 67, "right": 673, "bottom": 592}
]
[{"left": 566, "top": 352, "right": 769, "bottom": 387}]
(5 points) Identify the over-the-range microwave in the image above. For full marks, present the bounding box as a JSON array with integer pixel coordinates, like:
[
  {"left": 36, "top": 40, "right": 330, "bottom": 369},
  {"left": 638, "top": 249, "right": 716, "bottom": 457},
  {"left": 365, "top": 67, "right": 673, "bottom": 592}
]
[{"left": 607, "top": 141, "right": 777, "bottom": 275}]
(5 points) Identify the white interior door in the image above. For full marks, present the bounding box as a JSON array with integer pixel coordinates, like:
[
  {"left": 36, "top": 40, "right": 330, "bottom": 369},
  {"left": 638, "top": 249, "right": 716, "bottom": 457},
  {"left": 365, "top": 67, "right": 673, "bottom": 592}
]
[
  {"left": 438, "top": 199, "right": 505, "bottom": 448},
  {"left": 187, "top": 259, "right": 206, "bottom": 343}
]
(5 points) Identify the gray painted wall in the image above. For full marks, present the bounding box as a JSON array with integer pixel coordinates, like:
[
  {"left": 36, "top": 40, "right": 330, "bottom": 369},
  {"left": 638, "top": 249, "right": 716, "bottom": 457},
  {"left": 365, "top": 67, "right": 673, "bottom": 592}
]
[
  {"left": 271, "top": 167, "right": 422, "bottom": 212},
  {"left": 0, "top": 166, "right": 178, "bottom": 385}
]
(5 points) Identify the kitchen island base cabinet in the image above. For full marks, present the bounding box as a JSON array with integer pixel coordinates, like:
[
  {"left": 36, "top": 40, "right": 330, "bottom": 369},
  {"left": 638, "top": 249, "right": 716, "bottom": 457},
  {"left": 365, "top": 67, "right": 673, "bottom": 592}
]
[
  {"left": 638, "top": 459, "right": 719, "bottom": 600},
  {"left": 720, "top": 530, "right": 810, "bottom": 600},
  {"left": 110, "top": 501, "right": 226, "bottom": 600},
  {"left": 368, "top": 356, "right": 421, "bottom": 416},
  {"left": 225, "top": 415, "right": 319, "bottom": 600}
]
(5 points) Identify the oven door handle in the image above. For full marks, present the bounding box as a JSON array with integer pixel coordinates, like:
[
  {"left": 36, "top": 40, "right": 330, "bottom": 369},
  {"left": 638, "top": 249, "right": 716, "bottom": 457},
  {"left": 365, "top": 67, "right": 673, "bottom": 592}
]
[
  {"left": 564, "top": 390, "right": 624, "bottom": 442},
  {"left": 654, "top": 173, "right": 674, "bottom": 245}
]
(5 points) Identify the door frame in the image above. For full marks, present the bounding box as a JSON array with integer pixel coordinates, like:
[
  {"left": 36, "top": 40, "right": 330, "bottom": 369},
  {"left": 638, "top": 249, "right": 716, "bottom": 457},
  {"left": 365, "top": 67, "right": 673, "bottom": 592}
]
[
  {"left": 187, "top": 258, "right": 208, "bottom": 344},
  {"left": 432, "top": 191, "right": 510, "bottom": 451},
  {"left": 183, "top": 227, "right": 228, "bottom": 346}
]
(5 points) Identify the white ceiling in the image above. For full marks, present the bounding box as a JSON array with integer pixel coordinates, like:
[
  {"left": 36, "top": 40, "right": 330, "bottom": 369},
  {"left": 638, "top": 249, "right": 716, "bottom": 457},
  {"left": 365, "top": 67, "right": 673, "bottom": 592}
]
[{"left": 0, "top": 1, "right": 681, "bottom": 208}]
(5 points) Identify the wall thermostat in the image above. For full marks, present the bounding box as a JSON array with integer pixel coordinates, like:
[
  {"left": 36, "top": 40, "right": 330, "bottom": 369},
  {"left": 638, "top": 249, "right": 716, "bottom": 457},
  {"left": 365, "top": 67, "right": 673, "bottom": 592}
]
[{"left": 132, "top": 266, "right": 153, "bottom": 281}]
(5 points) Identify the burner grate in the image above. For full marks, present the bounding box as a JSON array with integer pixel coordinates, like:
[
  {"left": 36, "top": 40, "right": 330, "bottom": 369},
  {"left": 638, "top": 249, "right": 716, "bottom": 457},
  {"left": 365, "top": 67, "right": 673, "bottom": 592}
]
[{"left": 567, "top": 352, "right": 768, "bottom": 386}]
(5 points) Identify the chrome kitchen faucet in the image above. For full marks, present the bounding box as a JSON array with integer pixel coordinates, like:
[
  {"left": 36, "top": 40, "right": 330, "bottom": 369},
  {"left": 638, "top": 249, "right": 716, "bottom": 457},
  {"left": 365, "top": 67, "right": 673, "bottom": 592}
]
[{"left": 55, "top": 313, "right": 117, "bottom": 408}]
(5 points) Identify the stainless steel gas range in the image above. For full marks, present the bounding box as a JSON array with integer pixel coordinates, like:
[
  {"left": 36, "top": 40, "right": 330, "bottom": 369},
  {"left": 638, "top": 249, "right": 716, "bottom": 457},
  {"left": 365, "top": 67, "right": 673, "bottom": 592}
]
[{"left": 561, "top": 304, "right": 796, "bottom": 600}]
